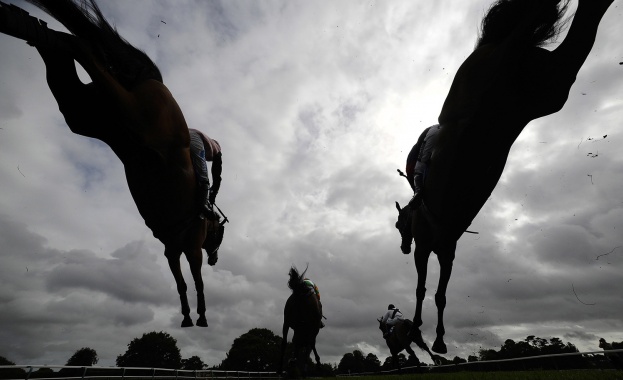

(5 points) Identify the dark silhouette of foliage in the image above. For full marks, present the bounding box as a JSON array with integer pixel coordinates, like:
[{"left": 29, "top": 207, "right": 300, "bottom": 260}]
[
  {"left": 57, "top": 347, "right": 99, "bottom": 377},
  {"left": 0, "top": 356, "right": 26, "bottom": 379},
  {"left": 181, "top": 356, "right": 206, "bottom": 370},
  {"left": 30, "top": 367, "right": 54, "bottom": 379},
  {"left": 219, "top": 328, "right": 282, "bottom": 371},
  {"left": 116, "top": 331, "right": 181, "bottom": 369},
  {"left": 65, "top": 347, "right": 99, "bottom": 366},
  {"left": 338, "top": 350, "right": 381, "bottom": 374},
  {"left": 475, "top": 335, "right": 585, "bottom": 370}
]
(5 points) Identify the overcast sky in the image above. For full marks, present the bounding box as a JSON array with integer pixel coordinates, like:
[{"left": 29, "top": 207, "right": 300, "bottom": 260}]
[{"left": 1, "top": 0, "right": 622, "bottom": 368}]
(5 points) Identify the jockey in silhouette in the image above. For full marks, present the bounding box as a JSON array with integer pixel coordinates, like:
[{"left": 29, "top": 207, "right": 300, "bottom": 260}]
[
  {"left": 381, "top": 304, "right": 404, "bottom": 339},
  {"left": 303, "top": 277, "right": 325, "bottom": 328},
  {"left": 406, "top": 124, "right": 442, "bottom": 209}
]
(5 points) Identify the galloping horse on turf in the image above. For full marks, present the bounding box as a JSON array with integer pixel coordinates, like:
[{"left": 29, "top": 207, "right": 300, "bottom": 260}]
[
  {"left": 279, "top": 266, "right": 322, "bottom": 378},
  {"left": 378, "top": 318, "right": 432, "bottom": 371},
  {"left": 0, "top": 0, "right": 223, "bottom": 327},
  {"left": 394, "top": 0, "right": 614, "bottom": 355}
]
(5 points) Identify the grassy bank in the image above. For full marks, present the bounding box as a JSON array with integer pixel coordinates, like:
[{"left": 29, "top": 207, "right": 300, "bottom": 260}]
[{"left": 340, "top": 369, "right": 621, "bottom": 380}]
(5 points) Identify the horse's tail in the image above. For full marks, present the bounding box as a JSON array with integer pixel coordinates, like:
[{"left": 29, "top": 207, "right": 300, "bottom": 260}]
[
  {"left": 287, "top": 265, "right": 307, "bottom": 293},
  {"left": 24, "top": 0, "right": 162, "bottom": 87}
]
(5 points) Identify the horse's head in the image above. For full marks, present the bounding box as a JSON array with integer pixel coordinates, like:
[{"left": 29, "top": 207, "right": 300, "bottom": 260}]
[
  {"left": 377, "top": 317, "right": 385, "bottom": 332},
  {"left": 395, "top": 201, "right": 413, "bottom": 254}
]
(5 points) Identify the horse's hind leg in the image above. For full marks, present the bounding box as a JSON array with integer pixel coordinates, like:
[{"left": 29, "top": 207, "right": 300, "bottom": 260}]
[
  {"left": 165, "top": 249, "right": 193, "bottom": 327},
  {"left": 431, "top": 242, "right": 456, "bottom": 354}
]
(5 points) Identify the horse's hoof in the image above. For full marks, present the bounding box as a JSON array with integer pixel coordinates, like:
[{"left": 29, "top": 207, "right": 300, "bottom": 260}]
[
  {"left": 432, "top": 338, "right": 447, "bottom": 354},
  {"left": 196, "top": 315, "right": 208, "bottom": 327},
  {"left": 181, "top": 316, "right": 194, "bottom": 328}
]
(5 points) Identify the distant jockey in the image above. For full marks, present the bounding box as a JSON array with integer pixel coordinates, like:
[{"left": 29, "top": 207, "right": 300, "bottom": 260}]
[{"left": 381, "top": 304, "right": 404, "bottom": 339}]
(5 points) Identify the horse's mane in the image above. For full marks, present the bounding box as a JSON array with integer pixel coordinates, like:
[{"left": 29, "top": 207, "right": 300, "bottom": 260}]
[
  {"left": 287, "top": 265, "right": 308, "bottom": 294},
  {"left": 476, "top": 0, "right": 571, "bottom": 49},
  {"left": 24, "top": 0, "right": 162, "bottom": 87}
]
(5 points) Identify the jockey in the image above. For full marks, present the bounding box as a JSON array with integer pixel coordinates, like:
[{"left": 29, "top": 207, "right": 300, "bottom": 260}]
[
  {"left": 381, "top": 304, "right": 404, "bottom": 339},
  {"left": 188, "top": 128, "right": 222, "bottom": 217},
  {"left": 303, "top": 278, "right": 325, "bottom": 328},
  {"left": 405, "top": 124, "right": 441, "bottom": 209}
]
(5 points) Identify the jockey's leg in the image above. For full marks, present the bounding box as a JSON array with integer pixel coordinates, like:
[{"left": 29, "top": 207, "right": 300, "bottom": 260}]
[
  {"left": 164, "top": 248, "right": 193, "bottom": 327},
  {"left": 188, "top": 130, "right": 210, "bottom": 215}
]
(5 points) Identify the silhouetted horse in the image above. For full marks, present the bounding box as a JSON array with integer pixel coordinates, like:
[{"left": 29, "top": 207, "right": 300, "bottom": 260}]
[
  {"left": 279, "top": 266, "right": 322, "bottom": 378},
  {"left": 378, "top": 318, "right": 434, "bottom": 371},
  {"left": 0, "top": 0, "right": 224, "bottom": 327},
  {"left": 395, "top": 0, "right": 614, "bottom": 354}
]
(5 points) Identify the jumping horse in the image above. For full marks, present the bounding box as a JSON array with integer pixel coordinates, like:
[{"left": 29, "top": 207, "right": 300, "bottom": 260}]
[
  {"left": 0, "top": 0, "right": 225, "bottom": 327},
  {"left": 394, "top": 0, "right": 614, "bottom": 355},
  {"left": 279, "top": 266, "right": 322, "bottom": 378},
  {"left": 378, "top": 318, "right": 436, "bottom": 371}
]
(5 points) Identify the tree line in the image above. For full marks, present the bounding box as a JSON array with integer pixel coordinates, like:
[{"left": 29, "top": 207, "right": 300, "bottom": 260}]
[{"left": 1, "top": 329, "right": 620, "bottom": 378}]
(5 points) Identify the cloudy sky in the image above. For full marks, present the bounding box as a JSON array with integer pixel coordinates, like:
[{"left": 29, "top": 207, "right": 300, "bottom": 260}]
[{"left": 1, "top": 0, "right": 622, "bottom": 369}]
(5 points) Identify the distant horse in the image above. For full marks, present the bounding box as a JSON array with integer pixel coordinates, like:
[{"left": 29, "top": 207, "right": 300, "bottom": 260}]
[
  {"left": 0, "top": 0, "right": 224, "bottom": 327},
  {"left": 394, "top": 0, "right": 614, "bottom": 354},
  {"left": 378, "top": 318, "right": 434, "bottom": 371},
  {"left": 279, "top": 266, "right": 322, "bottom": 378}
]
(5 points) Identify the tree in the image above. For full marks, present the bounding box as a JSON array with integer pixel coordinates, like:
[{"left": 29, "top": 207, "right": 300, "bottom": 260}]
[
  {"left": 58, "top": 347, "right": 99, "bottom": 377},
  {"left": 0, "top": 356, "right": 26, "bottom": 379},
  {"left": 66, "top": 348, "right": 99, "bottom": 366},
  {"left": 219, "top": 328, "right": 282, "bottom": 371},
  {"left": 338, "top": 350, "right": 367, "bottom": 374},
  {"left": 181, "top": 356, "right": 206, "bottom": 370},
  {"left": 116, "top": 331, "right": 181, "bottom": 369},
  {"left": 477, "top": 335, "right": 584, "bottom": 370},
  {"left": 363, "top": 353, "right": 381, "bottom": 373}
]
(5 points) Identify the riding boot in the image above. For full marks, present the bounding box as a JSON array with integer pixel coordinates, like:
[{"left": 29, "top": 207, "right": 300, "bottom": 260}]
[
  {"left": 408, "top": 173, "right": 424, "bottom": 209},
  {"left": 198, "top": 181, "right": 210, "bottom": 218}
]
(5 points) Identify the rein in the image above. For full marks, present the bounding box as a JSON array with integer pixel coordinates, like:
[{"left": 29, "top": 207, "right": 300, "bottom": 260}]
[{"left": 211, "top": 202, "right": 229, "bottom": 225}]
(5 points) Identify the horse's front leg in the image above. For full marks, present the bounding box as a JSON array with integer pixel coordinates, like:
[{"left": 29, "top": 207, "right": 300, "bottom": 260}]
[
  {"left": 431, "top": 244, "right": 456, "bottom": 354},
  {"left": 165, "top": 249, "right": 193, "bottom": 327}
]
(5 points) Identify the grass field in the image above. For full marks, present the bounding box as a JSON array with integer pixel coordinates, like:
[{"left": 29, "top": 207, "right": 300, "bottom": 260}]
[{"left": 341, "top": 370, "right": 622, "bottom": 380}]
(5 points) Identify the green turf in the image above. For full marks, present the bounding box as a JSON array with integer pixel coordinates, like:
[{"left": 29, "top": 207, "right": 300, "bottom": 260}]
[{"left": 341, "top": 370, "right": 622, "bottom": 380}]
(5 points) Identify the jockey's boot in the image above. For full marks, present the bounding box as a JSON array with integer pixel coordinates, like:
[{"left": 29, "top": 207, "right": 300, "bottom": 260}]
[
  {"left": 197, "top": 181, "right": 210, "bottom": 218},
  {"left": 408, "top": 173, "right": 424, "bottom": 209}
]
